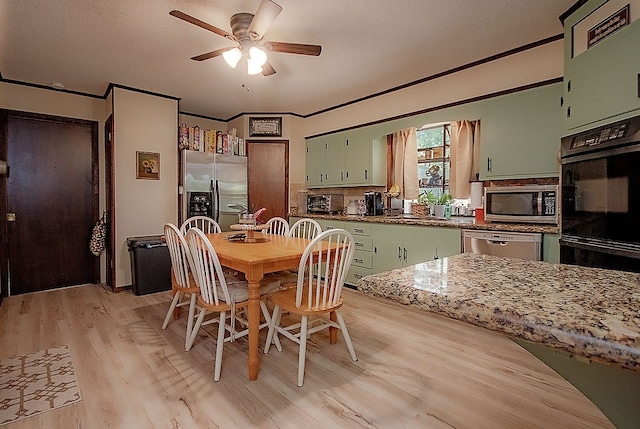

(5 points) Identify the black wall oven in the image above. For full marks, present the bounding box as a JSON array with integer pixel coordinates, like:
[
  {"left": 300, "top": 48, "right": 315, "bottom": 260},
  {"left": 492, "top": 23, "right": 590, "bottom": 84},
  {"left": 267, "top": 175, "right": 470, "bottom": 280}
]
[{"left": 560, "top": 115, "right": 640, "bottom": 273}]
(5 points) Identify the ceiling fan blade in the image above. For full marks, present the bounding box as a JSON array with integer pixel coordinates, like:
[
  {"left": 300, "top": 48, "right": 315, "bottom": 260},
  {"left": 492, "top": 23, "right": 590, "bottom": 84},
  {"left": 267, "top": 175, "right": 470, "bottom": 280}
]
[
  {"left": 190, "top": 47, "right": 234, "bottom": 62},
  {"left": 261, "top": 61, "right": 276, "bottom": 76},
  {"left": 265, "top": 41, "right": 322, "bottom": 56},
  {"left": 170, "top": 10, "right": 235, "bottom": 40},
  {"left": 247, "top": 0, "right": 282, "bottom": 39}
]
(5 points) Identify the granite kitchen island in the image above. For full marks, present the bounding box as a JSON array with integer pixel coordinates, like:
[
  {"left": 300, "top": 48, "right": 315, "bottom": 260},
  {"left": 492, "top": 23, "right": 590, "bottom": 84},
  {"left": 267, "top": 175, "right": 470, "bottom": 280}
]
[{"left": 357, "top": 253, "right": 640, "bottom": 428}]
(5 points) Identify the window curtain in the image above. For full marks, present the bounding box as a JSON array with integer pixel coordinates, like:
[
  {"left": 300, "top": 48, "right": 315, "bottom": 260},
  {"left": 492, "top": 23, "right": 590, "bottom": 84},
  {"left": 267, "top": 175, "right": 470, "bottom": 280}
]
[
  {"left": 391, "top": 127, "right": 418, "bottom": 200},
  {"left": 449, "top": 121, "right": 480, "bottom": 199}
]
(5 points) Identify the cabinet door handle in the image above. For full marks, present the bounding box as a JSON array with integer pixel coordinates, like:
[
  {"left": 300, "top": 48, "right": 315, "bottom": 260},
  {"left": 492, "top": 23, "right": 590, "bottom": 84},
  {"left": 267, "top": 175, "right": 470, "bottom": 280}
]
[
  {"left": 365, "top": 169, "right": 368, "bottom": 180},
  {"left": 560, "top": 96, "right": 563, "bottom": 107},
  {"left": 567, "top": 80, "right": 571, "bottom": 92},
  {"left": 355, "top": 242, "right": 364, "bottom": 248},
  {"left": 354, "top": 228, "right": 364, "bottom": 233},
  {"left": 567, "top": 106, "right": 571, "bottom": 119},
  {"left": 403, "top": 247, "right": 407, "bottom": 262},
  {"left": 487, "top": 157, "right": 492, "bottom": 172},
  {"left": 354, "top": 258, "right": 364, "bottom": 264},
  {"left": 397, "top": 246, "right": 402, "bottom": 260},
  {"left": 341, "top": 171, "right": 344, "bottom": 181}
]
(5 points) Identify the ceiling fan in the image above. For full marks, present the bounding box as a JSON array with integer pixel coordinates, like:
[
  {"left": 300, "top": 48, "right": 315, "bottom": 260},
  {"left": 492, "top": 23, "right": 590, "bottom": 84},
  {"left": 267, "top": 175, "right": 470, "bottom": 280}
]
[{"left": 170, "top": 0, "right": 322, "bottom": 76}]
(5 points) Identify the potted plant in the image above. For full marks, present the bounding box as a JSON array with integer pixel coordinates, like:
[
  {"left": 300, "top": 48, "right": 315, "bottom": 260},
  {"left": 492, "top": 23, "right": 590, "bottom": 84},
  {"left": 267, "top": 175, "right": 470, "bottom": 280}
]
[{"left": 432, "top": 192, "right": 452, "bottom": 219}]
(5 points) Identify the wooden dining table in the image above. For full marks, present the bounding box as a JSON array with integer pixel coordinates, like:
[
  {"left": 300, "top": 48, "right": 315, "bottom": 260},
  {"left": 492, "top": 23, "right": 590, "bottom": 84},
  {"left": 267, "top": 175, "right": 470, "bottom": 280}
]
[{"left": 205, "top": 230, "right": 312, "bottom": 380}]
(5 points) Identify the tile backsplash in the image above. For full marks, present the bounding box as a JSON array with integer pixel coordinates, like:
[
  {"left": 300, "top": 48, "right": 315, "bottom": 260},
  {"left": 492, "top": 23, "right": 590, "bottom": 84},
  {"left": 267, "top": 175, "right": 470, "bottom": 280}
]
[{"left": 289, "top": 177, "right": 559, "bottom": 215}]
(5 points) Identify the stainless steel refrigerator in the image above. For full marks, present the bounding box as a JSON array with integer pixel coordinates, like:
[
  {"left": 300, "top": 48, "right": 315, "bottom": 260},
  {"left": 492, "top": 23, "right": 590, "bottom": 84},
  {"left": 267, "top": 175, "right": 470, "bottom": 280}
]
[{"left": 181, "top": 151, "right": 247, "bottom": 231}]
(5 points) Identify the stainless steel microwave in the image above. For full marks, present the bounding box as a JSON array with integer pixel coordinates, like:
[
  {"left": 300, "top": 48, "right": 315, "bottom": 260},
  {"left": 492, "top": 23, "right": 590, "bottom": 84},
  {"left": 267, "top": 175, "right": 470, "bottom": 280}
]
[{"left": 484, "top": 185, "right": 558, "bottom": 224}]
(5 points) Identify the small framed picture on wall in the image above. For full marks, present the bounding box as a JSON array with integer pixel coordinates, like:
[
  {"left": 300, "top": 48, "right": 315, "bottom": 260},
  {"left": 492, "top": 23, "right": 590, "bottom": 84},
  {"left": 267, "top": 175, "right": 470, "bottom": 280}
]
[
  {"left": 249, "top": 117, "right": 282, "bottom": 137},
  {"left": 136, "top": 151, "right": 160, "bottom": 180}
]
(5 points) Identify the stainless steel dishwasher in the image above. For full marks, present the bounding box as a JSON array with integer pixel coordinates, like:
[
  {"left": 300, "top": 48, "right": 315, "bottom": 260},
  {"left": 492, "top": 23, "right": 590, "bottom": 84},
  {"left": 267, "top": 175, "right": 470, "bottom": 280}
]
[{"left": 461, "top": 229, "right": 542, "bottom": 261}]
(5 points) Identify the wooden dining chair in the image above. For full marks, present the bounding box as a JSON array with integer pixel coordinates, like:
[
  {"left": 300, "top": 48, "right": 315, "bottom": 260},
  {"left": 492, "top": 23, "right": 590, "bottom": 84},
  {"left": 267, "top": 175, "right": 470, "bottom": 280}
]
[
  {"left": 264, "top": 218, "right": 322, "bottom": 287},
  {"left": 265, "top": 216, "right": 290, "bottom": 236},
  {"left": 162, "top": 223, "right": 200, "bottom": 350},
  {"left": 288, "top": 218, "right": 322, "bottom": 239},
  {"left": 184, "top": 228, "right": 280, "bottom": 381},
  {"left": 264, "top": 228, "right": 358, "bottom": 386},
  {"left": 180, "top": 215, "right": 221, "bottom": 235}
]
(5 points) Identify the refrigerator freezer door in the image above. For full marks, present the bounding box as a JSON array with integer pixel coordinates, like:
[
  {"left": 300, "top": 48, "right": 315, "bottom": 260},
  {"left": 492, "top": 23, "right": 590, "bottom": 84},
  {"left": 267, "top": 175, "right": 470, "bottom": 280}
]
[
  {"left": 214, "top": 155, "right": 248, "bottom": 230},
  {"left": 182, "top": 151, "right": 215, "bottom": 221},
  {"left": 184, "top": 151, "right": 215, "bottom": 192}
]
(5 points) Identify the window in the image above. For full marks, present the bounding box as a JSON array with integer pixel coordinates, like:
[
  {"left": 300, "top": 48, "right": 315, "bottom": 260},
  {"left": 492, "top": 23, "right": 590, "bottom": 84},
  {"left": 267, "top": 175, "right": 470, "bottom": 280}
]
[{"left": 417, "top": 123, "right": 450, "bottom": 198}]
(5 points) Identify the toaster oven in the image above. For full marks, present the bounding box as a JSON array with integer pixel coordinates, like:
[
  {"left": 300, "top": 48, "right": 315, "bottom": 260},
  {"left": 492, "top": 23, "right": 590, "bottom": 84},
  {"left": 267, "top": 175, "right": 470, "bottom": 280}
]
[{"left": 307, "top": 194, "right": 344, "bottom": 214}]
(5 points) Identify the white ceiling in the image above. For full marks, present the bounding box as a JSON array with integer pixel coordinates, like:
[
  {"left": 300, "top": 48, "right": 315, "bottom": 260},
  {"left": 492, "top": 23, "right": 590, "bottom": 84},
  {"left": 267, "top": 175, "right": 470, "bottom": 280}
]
[{"left": 0, "top": 0, "right": 574, "bottom": 120}]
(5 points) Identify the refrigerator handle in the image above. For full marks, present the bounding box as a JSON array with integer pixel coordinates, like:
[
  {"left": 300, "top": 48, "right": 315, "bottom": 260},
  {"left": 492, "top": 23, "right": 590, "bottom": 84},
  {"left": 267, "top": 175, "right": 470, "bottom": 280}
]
[{"left": 214, "top": 180, "right": 220, "bottom": 222}]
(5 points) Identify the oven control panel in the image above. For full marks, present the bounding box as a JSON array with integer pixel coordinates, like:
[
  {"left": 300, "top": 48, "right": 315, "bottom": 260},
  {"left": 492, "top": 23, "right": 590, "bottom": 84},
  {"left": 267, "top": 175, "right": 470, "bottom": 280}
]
[{"left": 570, "top": 122, "right": 628, "bottom": 149}]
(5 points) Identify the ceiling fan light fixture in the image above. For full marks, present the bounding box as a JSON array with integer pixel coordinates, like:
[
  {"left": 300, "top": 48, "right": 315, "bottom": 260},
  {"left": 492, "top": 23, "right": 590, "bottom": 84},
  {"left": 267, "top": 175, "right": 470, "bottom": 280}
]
[
  {"left": 223, "top": 47, "right": 242, "bottom": 68},
  {"left": 247, "top": 57, "right": 263, "bottom": 75},
  {"left": 248, "top": 46, "right": 268, "bottom": 66}
]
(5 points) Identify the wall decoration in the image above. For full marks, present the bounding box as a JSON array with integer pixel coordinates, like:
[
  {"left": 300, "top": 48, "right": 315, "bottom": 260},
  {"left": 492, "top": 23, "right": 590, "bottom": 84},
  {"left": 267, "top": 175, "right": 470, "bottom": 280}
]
[
  {"left": 587, "top": 5, "right": 629, "bottom": 49},
  {"left": 249, "top": 117, "right": 282, "bottom": 137},
  {"left": 136, "top": 151, "right": 160, "bottom": 180}
]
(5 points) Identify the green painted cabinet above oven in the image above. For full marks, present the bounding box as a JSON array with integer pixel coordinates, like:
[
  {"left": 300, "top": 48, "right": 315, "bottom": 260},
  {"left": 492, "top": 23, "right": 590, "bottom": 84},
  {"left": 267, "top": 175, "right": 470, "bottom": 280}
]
[
  {"left": 562, "top": 0, "right": 640, "bottom": 135},
  {"left": 479, "top": 83, "right": 562, "bottom": 180},
  {"left": 305, "top": 128, "right": 386, "bottom": 188}
]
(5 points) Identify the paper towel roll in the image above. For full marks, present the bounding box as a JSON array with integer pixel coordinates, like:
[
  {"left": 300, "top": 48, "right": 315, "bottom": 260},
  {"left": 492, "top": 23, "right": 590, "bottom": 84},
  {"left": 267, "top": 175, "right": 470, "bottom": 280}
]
[{"left": 470, "top": 182, "right": 483, "bottom": 209}]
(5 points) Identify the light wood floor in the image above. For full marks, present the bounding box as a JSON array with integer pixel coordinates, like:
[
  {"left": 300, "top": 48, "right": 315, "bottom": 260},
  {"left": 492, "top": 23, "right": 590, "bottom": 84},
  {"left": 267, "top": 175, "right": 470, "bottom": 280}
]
[{"left": 0, "top": 285, "right": 613, "bottom": 428}]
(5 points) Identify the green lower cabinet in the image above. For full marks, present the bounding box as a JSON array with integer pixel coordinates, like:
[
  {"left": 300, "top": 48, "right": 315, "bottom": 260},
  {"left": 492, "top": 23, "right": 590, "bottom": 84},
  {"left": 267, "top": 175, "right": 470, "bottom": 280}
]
[
  {"left": 347, "top": 266, "right": 373, "bottom": 286},
  {"left": 373, "top": 239, "right": 438, "bottom": 272},
  {"left": 315, "top": 218, "right": 345, "bottom": 231},
  {"left": 371, "top": 224, "right": 459, "bottom": 273},
  {"left": 344, "top": 221, "right": 373, "bottom": 286},
  {"left": 292, "top": 218, "right": 464, "bottom": 282}
]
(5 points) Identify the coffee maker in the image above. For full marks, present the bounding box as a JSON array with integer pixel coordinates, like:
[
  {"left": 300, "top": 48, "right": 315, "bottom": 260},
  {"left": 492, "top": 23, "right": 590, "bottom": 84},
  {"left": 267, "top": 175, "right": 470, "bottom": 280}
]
[{"left": 364, "top": 191, "right": 384, "bottom": 216}]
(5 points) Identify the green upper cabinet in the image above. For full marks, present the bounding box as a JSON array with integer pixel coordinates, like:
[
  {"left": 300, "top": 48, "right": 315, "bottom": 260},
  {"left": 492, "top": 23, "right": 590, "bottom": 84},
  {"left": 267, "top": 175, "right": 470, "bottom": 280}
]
[
  {"left": 305, "top": 128, "right": 386, "bottom": 188},
  {"left": 563, "top": 0, "right": 640, "bottom": 134},
  {"left": 345, "top": 128, "right": 379, "bottom": 185},
  {"left": 305, "top": 136, "right": 325, "bottom": 187},
  {"left": 324, "top": 133, "right": 346, "bottom": 185},
  {"left": 479, "top": 83, "right": 562, "bottom": 180}
]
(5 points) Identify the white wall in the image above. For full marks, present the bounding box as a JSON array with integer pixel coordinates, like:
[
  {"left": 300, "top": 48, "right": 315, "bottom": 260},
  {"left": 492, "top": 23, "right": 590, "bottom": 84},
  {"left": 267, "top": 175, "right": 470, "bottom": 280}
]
[{"left": 112, "top": 87, "right": 178, "bottom": 288}]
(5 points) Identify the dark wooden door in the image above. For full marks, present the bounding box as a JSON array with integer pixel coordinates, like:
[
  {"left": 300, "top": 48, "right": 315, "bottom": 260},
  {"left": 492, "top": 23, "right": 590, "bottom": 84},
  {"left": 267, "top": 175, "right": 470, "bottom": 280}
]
[
  {"left": 3, "top": 110, "right": 98, "bottom": 295},
  {"left": 247, "top": 140, "right": 289, "bottom": 220}
]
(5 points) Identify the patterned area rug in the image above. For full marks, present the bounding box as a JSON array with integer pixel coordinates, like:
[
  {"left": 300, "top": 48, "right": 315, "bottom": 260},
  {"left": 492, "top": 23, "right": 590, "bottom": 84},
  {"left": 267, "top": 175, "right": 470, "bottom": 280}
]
[{"left": 0, "top": 345, "right": 81, "bottom": 426}]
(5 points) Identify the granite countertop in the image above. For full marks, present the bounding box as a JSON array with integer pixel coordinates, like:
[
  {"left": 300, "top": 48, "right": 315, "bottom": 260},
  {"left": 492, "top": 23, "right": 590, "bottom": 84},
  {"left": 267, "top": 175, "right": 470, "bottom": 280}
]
[
  {"left": 297, "top": 213, "right": 559, "bottom": 234},
  {"left": 357, "top": 253, "right": 640, "bottom": 371}
]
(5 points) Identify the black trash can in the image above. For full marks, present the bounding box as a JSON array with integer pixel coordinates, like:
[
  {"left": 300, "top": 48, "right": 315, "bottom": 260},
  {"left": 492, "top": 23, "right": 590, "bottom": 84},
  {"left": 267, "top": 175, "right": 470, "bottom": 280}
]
[{"left": 126, "top": 235, "right": 172, "bottom": 296}]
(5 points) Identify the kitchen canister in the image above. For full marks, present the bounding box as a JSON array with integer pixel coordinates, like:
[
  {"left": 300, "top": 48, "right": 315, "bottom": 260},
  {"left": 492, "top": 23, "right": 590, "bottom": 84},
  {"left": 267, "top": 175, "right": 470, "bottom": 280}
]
[{"left": 346, "top": 200, "right": 359, "bottom": 215}]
